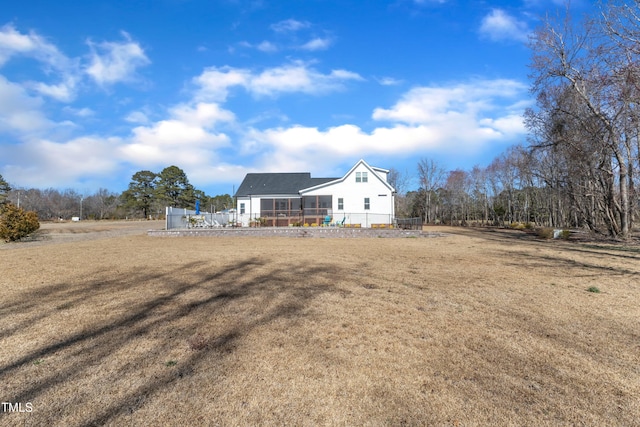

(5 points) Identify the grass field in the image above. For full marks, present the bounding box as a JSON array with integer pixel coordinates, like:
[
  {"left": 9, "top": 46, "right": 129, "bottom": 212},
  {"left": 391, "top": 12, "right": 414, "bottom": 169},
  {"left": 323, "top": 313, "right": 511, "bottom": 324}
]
[{"left": 1, "top": 222, "right": 639, "bottom": 426}]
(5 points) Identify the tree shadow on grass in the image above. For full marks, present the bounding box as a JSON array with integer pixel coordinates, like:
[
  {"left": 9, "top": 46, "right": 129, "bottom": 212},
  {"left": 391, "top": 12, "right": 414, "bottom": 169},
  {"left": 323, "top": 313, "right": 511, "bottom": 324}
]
[
  {"left": 501, "top": 249, "right": 640, "bottom": 278},
  {"left": 0, "top": 256, "right": 340, "bottom": 426},
  {"left": 448, "top": 227, "right": 640, "bottom": 278},
  {"left": 461, "top": 227, "right": 640, "bottom": 261}
]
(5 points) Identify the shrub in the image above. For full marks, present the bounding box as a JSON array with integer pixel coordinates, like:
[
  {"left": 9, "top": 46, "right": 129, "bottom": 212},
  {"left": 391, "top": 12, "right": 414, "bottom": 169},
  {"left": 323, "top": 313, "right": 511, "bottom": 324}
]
[
  {"left": 587, "top": 286, "right": 601, "bottom": 293},
  {"left": 560, "top": 230, "right": 571, "bottom": 240},
  {"left": 0, "top": 203, "right": 40, "bottom": 242},
  {"left": 537, "top": 227, "right": 554, "bottom": 239}
]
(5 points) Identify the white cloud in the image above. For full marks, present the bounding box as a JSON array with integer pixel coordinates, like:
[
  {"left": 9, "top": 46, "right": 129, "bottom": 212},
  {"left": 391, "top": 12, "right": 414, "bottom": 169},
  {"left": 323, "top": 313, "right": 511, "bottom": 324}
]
[
  {"left": 0, "top": 24, "right": 41, "bottom": 66},
  {"left": 3, "top": 136, "right": 122, "bottom": 188},
  {"left": 244, "top": 78, "right": 528, "bottom": 172},
  {"left": 120, "top": 121, "right": 229, "bottom": 169},
  {"left": 126, "top": 119, "right": 225, "bottom": 150},
  {"left": 63, "top": 106, "right": 95, "bottom": 117},
  {"left": 119, "top": 101, "right": 233, "bottom": 169},
  {"left": 270, "top": 19, "right": 310, "bottom": 33},
  {"left": 376, "top": 76, "right": 403, "bottom": 86},
  {"left": 239, "top": 37, "right": 333, "bottom": 54},
  {"left": 243, "top": 123, "right": 446, "bottom": 174},
  {"left": 0, "top": 75, "right": 52, "bottom": 134},
  {"left": 249, "top": 63, "right": 362, "bottom": 96},
  {"left": 0, "top": 25, "right": 150, "bottom": 101},
  {"left": 238, "top": 20, "right": 333, "bottom": 54},
  {"left": 28, "top": 77, "right": 79, "bottom": 102},
  {"left": 235, "top": 40, "right": 279, "bottom": 53},
  {"left": 479, "top": 9, "right": 531, "bottom": 43},
  {"left": 0, "top": 26, "right": 240, "bottom": 190},
  {"left": 194, "top": 62, "right": 363, "bottom": 100},
  {"left": 0, "top": 24, "right": 79, "bottom": 101},
  {"left": 0, "top": 23, "right": 70, "bottom": 69},
  {"left": 257, "top": 40, "right": 278, "bottom": 52},
  {"left": 2, "top": 100, "right": 236, "bottom": 189},
  {"left": 170, "top": 102, "right": 235, "bottom": 128},
  {"left": 194, "top": 66, "right": 252, "bottom": 102},
  {"left": 125, "top": 111, "right": 150, "bottom": 124},
  {"left": 37, "top": 137, "right": 119, "bottom": 175},
  {"left": 0, "top": 24, "right": 36, "bottom": 57},
  {"left": 300, "top": 37, "right": 332, "bottom": 51},
  {"left": 372, "top": 79, "right": 526, "bottom": 124},
  {"left": 85, "top": 31, "right": 150, "bottom": 85}
]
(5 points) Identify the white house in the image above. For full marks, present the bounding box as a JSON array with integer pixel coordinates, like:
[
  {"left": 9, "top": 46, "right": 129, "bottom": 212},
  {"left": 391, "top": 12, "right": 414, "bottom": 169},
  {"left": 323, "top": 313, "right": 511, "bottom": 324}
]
[{"left": 234, "top": 159, "right": 395, "bottom": 227}]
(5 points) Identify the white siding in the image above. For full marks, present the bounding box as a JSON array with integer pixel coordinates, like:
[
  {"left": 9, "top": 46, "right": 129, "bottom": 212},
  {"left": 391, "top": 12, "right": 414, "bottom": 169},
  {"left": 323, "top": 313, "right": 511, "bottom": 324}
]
[
  {"left": 236, "top": 195, "right": 262, "bottom": 226},
  {"left": 235, "top": 160, "right": 395, "bottom": 227},
  {"left": 302, "top": 162, "right": 394, "bottom": 227}
]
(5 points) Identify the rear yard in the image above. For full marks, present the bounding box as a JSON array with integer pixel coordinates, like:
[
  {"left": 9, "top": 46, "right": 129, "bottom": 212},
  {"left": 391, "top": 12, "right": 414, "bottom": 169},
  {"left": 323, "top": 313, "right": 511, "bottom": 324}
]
[{"left": 1, "top": 222, "right": 638, "bottom": 425}]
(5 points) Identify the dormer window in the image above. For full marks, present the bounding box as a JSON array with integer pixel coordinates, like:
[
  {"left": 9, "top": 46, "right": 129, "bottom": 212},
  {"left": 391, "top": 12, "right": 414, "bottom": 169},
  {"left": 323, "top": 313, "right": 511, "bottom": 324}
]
[{"left": 356, "top": 171, "right": 368, "bottom": 183}]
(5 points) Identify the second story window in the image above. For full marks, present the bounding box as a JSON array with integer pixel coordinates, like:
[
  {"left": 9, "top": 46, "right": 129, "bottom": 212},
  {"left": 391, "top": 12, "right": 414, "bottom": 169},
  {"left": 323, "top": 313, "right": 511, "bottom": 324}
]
[{"left": 356, "top": 171, "right": 368, "bottom": 183}]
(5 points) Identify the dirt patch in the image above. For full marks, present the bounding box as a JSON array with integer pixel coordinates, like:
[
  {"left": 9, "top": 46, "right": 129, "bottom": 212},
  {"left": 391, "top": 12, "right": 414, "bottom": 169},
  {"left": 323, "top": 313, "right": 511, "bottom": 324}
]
[{"left": 1, "top": 225, "right": 638, "bottom": 425}]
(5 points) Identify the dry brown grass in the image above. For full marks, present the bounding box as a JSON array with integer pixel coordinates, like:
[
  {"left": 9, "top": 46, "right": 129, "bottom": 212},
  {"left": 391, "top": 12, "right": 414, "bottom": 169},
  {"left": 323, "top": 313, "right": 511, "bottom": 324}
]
[{"left": 1, "top": 222, "right": 639, "bottom": 426}]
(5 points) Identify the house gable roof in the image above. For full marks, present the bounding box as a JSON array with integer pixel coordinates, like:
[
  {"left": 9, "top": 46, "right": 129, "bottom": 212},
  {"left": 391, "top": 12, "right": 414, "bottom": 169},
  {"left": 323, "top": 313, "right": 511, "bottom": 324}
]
[
  {"left": 235, "top": 173, "right": 337, "bottom": 197},
  {"left": 299, "top": 159, "right": 395, "bottom": 194}
]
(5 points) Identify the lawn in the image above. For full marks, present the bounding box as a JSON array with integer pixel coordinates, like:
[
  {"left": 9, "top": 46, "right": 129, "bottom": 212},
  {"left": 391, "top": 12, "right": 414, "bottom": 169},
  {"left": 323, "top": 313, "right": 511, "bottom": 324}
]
[{"left": 1, "top": 223, "right": 639, "bottom": 426}]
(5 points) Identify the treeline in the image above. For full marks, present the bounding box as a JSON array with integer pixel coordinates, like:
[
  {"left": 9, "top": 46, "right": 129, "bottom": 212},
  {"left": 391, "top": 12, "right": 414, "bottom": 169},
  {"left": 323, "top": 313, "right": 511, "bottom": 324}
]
[
  {"left": 1, "top": 166, "right": 232, "bottom": 221},
  {"left": 394, "top": 2, "right": 640, "bottom": 239},
  {"left": 397, "top": 138, "right": 638, "bottom": 237},
  {"left": 393, "top": 147, "right": 569, "bottom": 229}
]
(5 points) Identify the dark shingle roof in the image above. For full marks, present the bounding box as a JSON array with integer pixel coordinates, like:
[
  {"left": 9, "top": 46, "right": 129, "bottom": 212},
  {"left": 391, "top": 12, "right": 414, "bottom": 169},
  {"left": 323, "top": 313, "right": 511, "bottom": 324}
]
[{"left": 235, "top": 173, "right": 337, "bottom": 197}]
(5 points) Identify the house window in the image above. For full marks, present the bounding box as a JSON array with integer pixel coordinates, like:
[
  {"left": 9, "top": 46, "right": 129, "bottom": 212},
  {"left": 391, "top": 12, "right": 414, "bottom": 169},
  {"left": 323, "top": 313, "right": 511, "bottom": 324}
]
[
  {"left": 240, "top": 203, "right": 245, "bottom": 215},
  {"left": 338, "top": 198, "right": 344, "bottom": 210},
  {"left": 356, "top": 171, "right": 368, "bottom": 183},
  {"left": 364, "top": 197, "right": 370, "bottom": 210},
  {"left": 362, "top": 171, "right": 368, "bottom": 182}
]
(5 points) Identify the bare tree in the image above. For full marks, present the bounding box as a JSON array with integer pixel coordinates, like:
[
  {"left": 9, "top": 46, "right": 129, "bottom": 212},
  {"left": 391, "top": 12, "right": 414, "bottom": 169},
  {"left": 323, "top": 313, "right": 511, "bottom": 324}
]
[
  {"left": 527, "top": 2, "right": 640, "bottom": 237},
  {"left": 388, "top": 167, "right": 412, "bottom": 217},
  {"left": 417, "top": 158, "right": 446, "bottom": 224},
  {"left": 442, "top": 170, "right": 470, "bottom": 225}
]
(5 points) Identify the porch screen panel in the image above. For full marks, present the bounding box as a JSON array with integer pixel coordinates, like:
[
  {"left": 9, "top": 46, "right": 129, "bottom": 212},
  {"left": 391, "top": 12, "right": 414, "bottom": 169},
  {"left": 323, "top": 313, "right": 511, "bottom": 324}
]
[
  {"left": 303, "top": 196, "right": 316, "bottom": 216},
  {"left": 275, "top": 198, "right": 288, "bottom": 215},
  {"left": 319, "top": 195, "right": 332, "bottom": 215},
  {"left": 261, "top": 199, "right": 274, "bottom": 217},
  {"left": 303, "top": 195, "right": 332, "bottom": 216}
]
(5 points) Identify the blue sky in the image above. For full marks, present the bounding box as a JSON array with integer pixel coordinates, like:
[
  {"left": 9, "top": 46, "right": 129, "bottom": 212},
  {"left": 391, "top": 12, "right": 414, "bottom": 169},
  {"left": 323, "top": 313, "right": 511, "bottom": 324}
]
[{"left": 0, "top": 0, "right": 589, "bottom": 196}]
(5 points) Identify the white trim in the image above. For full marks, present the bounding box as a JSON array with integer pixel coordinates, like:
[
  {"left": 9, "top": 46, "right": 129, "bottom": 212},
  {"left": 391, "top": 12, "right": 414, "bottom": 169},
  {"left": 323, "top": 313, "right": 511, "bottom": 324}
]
[{"left": 299, "top": 159, "right": 395, "bottom": 194}]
